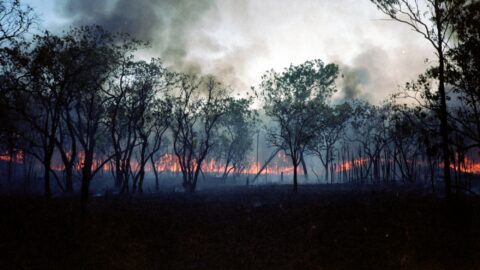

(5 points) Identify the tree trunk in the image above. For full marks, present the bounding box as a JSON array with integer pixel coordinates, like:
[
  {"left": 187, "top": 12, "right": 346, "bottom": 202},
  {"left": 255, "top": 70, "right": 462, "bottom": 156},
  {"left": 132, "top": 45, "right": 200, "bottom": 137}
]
[
  {"left": 80, "top": 153, "right": 93, "bottom": 217},
  {"left": 293, "top": 163, "right": 298, "bottom": 193},
  {"left": 44, "top": 159, "right": 52, "bottom": 198},
  {"left": 184, "top": 181, "right": 195, "bottom": 193},
  {"left": 115, "top": 157, "right": 122, "bottom": 188},
  {"left": 121, "top": 173, "right": 130, "bottom": 194},
  {"left": 43, "top": 146, "right": 54, "bottom": 198},
  {"left": 435, "top": 0, "right": 451, "bottom": 198},
  {"left": 151, "top": 155, "right": 160, "bottom": 191},
  {"left": 138, "top": 169, "right": 145, "bottom": 194},
  {"left": 324, "top": 162, "right": 329, "bottom": 183},
  {"left": 301, "top": 155, "right": 308, "bottom": 179},
  {"left": 132, "top": 176, "right": 138, "bottom": 194}
]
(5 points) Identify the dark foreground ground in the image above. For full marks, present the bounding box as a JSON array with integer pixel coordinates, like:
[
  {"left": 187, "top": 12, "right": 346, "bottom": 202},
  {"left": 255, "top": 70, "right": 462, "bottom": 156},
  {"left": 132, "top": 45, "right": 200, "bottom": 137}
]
[{"left": 0, "top": 184, "right": 479, "bottom": 270}]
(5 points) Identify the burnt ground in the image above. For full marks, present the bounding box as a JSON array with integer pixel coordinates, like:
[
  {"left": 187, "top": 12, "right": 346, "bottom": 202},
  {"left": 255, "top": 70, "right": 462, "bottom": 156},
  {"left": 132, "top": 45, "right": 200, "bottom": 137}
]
[{"left": 0, "top": 184, "right": 479, "bottom": 270}]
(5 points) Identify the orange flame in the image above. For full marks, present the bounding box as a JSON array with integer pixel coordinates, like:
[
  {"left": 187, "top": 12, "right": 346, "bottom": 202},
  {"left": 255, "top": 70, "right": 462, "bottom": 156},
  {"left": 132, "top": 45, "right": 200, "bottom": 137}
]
[
  {"left": 0, "top": 151, "right": 24, "bottom": 163},
  {"left": 5, "top": 149, "right": 480, "bottom": 176},
  {"left": 336, "top": 158, "right": 369, "bottom": 172}
]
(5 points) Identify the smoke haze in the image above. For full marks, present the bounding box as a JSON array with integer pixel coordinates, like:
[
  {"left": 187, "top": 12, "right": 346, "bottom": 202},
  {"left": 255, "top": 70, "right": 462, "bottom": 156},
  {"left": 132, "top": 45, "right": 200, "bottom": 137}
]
[{"left": 34, "top": 0, "right": 436, "bottom": 102}]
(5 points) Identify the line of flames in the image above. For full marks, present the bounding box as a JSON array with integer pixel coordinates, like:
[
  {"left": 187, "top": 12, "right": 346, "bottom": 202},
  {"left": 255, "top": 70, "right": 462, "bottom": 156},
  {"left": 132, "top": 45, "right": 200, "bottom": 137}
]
[
  {"left": 2, "top": 150, "right": 480, "bottom": 175},
  {"left": 0, "top": 151, "right": 295, "bottom": 175}
]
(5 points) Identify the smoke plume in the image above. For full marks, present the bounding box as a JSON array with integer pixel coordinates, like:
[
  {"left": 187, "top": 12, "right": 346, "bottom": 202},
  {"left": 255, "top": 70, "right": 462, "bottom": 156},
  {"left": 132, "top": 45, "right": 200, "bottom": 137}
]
[{"left": 57, "top": 0, "right": 434, "bottom": 101}]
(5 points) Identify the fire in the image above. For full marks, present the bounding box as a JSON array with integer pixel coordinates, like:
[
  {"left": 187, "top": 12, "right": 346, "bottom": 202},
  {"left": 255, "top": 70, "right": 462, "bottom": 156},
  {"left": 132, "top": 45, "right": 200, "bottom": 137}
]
[
  {"left": 150, "top": 152, "right": 295, "bottom": 175},
  {"left": 0, "top": 149, "right": 305, "bottom": 176},
  {"left": 51, "top": 151, "right": 111, "bottom": 172},
  {"left": 335, "top": 156, "right": 480, "bottom": 174},
  {"left": 450, "top": 156, "right": 480, "bottom": 174},
  {"left": 4, "top": 149, "right": 480, "bottom": 176},
  {"left": 0, "top": 150, "right": 24, "bottom": 163},
  {"left": 336, "top": 158, "right": 369, "bottom": 172}
]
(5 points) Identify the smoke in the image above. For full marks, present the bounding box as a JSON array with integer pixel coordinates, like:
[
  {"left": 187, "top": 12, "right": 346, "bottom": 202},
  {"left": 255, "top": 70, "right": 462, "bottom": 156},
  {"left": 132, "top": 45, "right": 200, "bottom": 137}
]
[
  {"left": 56, "top": 0, "right": 434, "bottom": 101},
  {"left": 336, "top": 45, "right": 432, "bottom": 103},
  {"left": 60, "top": 0, "right": 213, "bottom": 72},
  {"left": 340, "top": 66, "right": 370, "bottom": 100}
]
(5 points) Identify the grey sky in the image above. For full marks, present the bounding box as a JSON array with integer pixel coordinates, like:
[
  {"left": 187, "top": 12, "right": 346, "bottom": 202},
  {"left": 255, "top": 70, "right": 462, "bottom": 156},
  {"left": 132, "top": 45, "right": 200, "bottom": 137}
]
[{"left": 25, "top": 0, "right": 434, "bottom": 103}]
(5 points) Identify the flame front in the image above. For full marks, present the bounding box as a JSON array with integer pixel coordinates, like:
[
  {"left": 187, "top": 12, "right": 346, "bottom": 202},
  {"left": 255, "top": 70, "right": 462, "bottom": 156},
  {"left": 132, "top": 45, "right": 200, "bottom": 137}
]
[{"left": 3, "top": 150, "right": 480, "bottom": 176}]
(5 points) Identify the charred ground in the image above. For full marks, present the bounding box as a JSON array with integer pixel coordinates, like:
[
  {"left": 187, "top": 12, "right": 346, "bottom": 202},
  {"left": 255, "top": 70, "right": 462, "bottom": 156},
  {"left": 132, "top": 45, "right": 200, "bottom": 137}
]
[{"left": 1, "top": 183, "right": 479, "bottom": 270}]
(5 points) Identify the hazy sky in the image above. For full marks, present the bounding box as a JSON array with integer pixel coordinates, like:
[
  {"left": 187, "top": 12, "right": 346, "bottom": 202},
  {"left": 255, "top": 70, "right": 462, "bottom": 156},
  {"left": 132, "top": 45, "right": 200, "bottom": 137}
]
[{"left": 24, "top": 0, "right": 434, "bottom": 103}]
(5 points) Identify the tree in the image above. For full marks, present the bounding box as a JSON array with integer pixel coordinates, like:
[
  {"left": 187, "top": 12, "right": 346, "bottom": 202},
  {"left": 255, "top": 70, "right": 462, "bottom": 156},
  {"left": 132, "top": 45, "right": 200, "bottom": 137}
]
[
  {"left": 170, "top": 75, "right": 229, "bottom": 193},
  {"left": 130, "top": 59, "right": 172, "bottom": 194},
  {"left": 215, "top": 97, "right": 257, "bottom": 180},
  {"left": 104, "top": 42, "right": 150, "bottom": 194},
  {"left": 349, "top": 102, "right": 391, "bottom": 183},
  {"left": 0, "top": 0, "right": 36, "bottom": 188},
  {"left": 63, "top": 26, "right": 123, "bottom": 213},
  {"left": 388, "top": 105, "right": 425, "bottom": 184},
  {"left": 1, "top": 33, "right": 75, "bottom": 197},
  {"left": 259, "top": 59, "right": 339, "bottom": 192},
  {"left": 308, "top": 102, "right": 352, "bottom": 183},
  {"left": 370, "top": 0, "right": 463, "bottom": 197},
  {"left": 389, "top": 72, "right": 446, "bottom": 187},
  {"left": 446, "top": 1, "right": 480, "bottom": 152},
  {"left": 0, "top": 0, "right": 36, "bottom": 47}
]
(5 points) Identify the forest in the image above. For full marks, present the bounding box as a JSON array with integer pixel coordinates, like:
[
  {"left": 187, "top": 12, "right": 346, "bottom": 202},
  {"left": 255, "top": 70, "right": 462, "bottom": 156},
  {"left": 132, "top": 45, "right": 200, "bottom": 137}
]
[{"left": 1, "top": 0, "right": 480, "bottom": 269}]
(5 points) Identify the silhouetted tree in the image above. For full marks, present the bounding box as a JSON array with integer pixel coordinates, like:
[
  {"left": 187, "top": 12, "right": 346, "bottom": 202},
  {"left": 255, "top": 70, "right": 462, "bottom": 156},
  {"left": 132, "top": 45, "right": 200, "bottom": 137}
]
[
  {"left": 63, "top": 26, "right": 123, "bottom": 214},
  {"left": 388, "top": 105, "right": 425, "bottom": 183},
  {"left": 130, "top": 59, "right": 172, "bottom": 194},
  {"left": 1, "top": 33, "right": 77, "bottom": 197},
  {"left": 0, "top": 0, "right": 36, "bottom": 188},
  {"left": 371, "top": 0, "right": 463, "bottom": 196},
  {"left": 308, "top": 102, "right": 352, "bottom": 183},
  {"left": 170, "top": 75, "right": 229, "bottom": 193},
  {"left": 349, "top": 102, "right": 391, "bottom": 183},
  {"left": 259, "top": 59, "right": 338, "bottom": 192},
  {"left": 215, "top": 97, "right": 257, "bottom": 180},
  {"left": 104, "top": 41, "right": 149, "bottom": 193},
  {"left": 0, "top": 0, "right": 36, "bottom": 47},
  {"left": 446, "top": 1, "right": 480, "bottom": 152}
]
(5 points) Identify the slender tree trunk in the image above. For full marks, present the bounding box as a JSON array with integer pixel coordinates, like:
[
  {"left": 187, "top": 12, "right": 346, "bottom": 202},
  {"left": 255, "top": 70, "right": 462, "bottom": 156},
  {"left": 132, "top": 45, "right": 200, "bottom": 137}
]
[
  {"left": 150, "top": 155, "right": 160, "bottom": 191},
  {"left": 324, "top": 162, "right": 329, "bottom": 184},
  {"left": 44, "top": 158, "right": 52, "bottom": 198},
  {"left": 293, "top": 163, "right": 298, "bottom": 193},
  {"left": 132, "top": 177, "right": 138, "bottom": 193},
  {"left": 115, "top": 157, "right": 122, "bottom": 188},
  {"left": 80, "top": 152, "right": 93, "bottom": 217},
  {"left": 43, "top": 145, "right": 55, "bottom": 198},
  {"left": 138, "top": 168, "right": 145, "bottom": 194},
  {"left": 301, "top": 155, "right": 308, "bottom": 179},
  {"left": 435, "top": 1, "right": 451, "bottom": 198}
]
